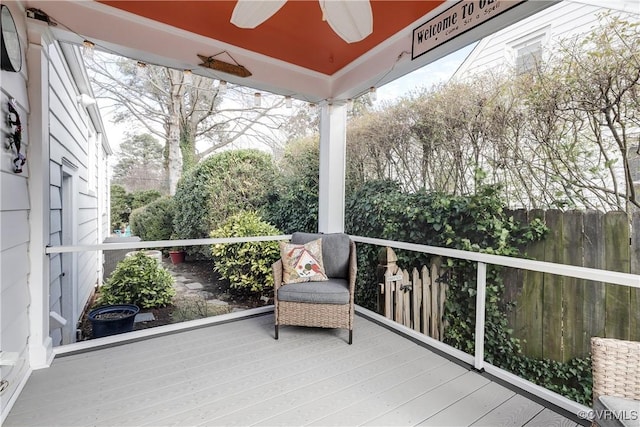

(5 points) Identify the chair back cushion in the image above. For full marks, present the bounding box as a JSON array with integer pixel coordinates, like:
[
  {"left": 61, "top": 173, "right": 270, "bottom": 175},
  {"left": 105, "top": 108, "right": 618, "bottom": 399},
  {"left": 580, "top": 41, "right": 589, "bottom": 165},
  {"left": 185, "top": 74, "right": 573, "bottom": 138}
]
[{"left": 291, "top": 232, "right": 351, "bottom": 279}]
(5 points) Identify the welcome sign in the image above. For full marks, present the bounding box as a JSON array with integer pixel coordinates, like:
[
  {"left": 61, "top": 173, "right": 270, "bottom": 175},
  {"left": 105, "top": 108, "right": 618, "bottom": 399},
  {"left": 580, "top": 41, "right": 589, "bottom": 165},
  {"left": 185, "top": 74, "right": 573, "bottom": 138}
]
[{"left": 412, "top": 0, "right": 526, "bottom": 60}]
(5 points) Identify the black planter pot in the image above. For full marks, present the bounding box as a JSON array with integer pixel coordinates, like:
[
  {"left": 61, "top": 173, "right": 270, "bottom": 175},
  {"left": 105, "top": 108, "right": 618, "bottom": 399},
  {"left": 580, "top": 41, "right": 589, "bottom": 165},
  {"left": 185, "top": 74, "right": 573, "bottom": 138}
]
[{"left": 88, "top": 304, "right": 140, "bottom": 338}]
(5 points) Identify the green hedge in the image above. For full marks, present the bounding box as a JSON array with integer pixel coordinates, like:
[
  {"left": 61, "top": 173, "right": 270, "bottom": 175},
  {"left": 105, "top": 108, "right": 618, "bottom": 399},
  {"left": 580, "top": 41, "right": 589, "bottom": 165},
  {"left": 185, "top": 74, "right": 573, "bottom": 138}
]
[
  {"left": 173, "top": 149, "right": 278, "bottom": 258},
  {"left": 129, "top": 196, "right": 175, "bottom": 241},
  {"left": 262, "top": 137, "right": 319, "bottom": 233},
  {"left": 110, "top": 185, "right": 162, "bottom": 232}
]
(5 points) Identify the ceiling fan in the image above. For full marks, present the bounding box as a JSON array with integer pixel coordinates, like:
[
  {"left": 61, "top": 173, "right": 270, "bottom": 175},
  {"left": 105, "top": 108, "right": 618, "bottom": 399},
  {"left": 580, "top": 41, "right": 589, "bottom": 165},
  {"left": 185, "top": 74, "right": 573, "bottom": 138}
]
[{"left": 230, "top": 0, "right": 373, "bottom": 44}]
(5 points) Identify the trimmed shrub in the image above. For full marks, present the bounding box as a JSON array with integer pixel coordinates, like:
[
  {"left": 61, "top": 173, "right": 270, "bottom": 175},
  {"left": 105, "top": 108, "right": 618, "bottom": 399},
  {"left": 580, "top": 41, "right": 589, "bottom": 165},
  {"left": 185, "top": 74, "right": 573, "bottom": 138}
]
[
  {"left": 110, "top": 184, "right": 129, "bottom": 231},
  {"left": 129, "top": 196, "right": 175, "bottom": 241},
  {"left": 173, "top": 149, "right": 278, "bottom": 258},
  {"left": 97, "top": 252, "right": 175, "bottom": 308},
  {"left": 210, "top": 211, "right": 281, "bottom": 295},
  {"left": 131, "top": 189, "right": 162, "bottom": 208},
  {"left": 110, "top": 185, "right": 163, "bottom": 232}
]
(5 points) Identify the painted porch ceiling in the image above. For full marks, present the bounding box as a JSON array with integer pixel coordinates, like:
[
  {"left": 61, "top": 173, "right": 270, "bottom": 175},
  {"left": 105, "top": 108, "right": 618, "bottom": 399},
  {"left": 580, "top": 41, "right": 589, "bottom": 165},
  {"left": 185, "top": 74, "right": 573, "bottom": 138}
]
[
  {"left": 97, "top": 1, "right": 445, "bottom": 76},
  {"left": 24, "top": 0, "right": 557, "bottom": 103}
]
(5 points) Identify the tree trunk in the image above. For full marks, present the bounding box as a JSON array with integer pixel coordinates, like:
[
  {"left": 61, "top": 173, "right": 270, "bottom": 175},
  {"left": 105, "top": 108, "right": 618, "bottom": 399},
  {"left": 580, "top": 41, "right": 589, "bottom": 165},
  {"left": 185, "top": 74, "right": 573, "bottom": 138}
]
[{"left": 167, "top": 69, "right": 184, "bottom": 195}]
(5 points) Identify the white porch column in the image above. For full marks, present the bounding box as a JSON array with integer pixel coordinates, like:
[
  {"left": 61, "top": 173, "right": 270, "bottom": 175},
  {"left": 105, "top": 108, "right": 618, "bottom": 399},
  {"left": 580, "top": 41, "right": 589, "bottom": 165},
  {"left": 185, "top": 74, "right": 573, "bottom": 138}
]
[
  {"left": 318, "top": 103, "right": 347, "bottom": 233},
  {"left": 26, "top": 26, "right": 53, "bottom": 368}
]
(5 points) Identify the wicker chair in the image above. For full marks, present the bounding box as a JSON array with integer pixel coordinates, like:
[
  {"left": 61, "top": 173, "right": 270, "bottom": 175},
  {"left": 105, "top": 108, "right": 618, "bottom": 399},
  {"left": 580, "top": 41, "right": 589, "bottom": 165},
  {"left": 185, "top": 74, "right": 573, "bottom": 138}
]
[
  {"left": 591, "top": 337, "right": 640, "bottom": 427},
  {"left": 273, "top": 232, "right": 356, "bottom": 344}
]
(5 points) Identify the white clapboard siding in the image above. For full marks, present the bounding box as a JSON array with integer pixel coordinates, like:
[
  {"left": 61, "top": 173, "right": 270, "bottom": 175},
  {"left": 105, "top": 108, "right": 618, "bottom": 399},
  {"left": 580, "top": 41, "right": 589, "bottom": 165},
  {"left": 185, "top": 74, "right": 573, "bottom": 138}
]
[
  {"left": 98, "top": 146, "right": 111, "bottom": 243},
  {"left": 49, "top": 207, "right": 62, "bottom": 234},
  {"left": 0, "top": 211, "right": 29, "bottom": 252},
  {"left": 0, "top": 5, "right": 31, "bottom": 412},
  {"left": 1, "top": 244, "right": 31, "bottom": 377},
  {"left": 0, "top": 173, "right": 29, "bottom": 211},
  {"left": 45, "top": 43, "right": 102, "bottom": 346},
  {"left": 454, "top": 2, "right": 630, "bottom": 79},
  {"left": 0, "top": 88, "right": 29, "bottom": 422}
]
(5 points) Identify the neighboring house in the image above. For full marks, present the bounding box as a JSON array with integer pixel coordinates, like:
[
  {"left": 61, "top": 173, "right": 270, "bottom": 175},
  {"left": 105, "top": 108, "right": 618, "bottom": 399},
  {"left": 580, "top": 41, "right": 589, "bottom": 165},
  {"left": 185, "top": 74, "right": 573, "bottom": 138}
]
[
  {"left": 0, "top": 1, "right": 111, "bottom": 416},
  {"left": 450, "top": 0, "right": 639, "bottom": 210},
  {"left": 452, "top": 0, "right": 639, "bottom": 79}
]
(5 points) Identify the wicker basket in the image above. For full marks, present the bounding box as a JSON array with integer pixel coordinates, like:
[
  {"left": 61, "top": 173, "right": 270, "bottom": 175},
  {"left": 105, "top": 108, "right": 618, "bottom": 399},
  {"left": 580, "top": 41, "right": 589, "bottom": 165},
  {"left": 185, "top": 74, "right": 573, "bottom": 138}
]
[{"left": 591, "top": 337, "right": 640, "bottom": 404}]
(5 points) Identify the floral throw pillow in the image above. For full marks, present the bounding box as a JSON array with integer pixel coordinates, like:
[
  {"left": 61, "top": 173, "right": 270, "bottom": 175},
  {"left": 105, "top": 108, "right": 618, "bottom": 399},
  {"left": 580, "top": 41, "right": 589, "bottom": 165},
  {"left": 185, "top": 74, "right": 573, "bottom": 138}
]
[{"left": 279, "top": 238, "right": 328, "bottom": 284}]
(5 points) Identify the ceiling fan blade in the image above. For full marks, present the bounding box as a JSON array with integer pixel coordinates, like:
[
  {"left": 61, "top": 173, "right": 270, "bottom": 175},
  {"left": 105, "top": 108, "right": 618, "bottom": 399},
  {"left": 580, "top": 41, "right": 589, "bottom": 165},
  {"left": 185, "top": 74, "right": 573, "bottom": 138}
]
[
  {"left": 320, "top": 0, "right": 373, "bottom": 43},
  {"left": 231, "top": 0, "right": 287, "bottom": 29}
]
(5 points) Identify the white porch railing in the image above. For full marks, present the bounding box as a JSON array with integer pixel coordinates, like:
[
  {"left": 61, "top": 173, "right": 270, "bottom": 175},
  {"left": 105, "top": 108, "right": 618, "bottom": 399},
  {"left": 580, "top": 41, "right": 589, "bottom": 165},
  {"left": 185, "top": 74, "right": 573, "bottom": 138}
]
[
  {"left": 44, "top": 235, "right": 293, "bottom": 254},
  {"left": 350, "top": 235, "right": 640, "bottom": 419},
  {"left": 351, "top": 235, "right": 640, "bottom": 364},
  {"left": 46, "top": 234, "right": 640, "bottom": 419}
]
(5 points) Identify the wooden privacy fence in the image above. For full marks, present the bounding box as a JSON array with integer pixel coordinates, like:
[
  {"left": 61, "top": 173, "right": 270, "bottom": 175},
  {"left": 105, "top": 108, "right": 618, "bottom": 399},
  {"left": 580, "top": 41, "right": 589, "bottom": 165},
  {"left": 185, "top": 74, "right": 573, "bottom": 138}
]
[
  {"left": 374, "top": 209, "right": 639, "bottom": 363},
  {"left": 377, "top": 247, "right": 447, "bottom": 340},
  {"left": 504, "top": 209, "right": 640, "bottom": 362}
]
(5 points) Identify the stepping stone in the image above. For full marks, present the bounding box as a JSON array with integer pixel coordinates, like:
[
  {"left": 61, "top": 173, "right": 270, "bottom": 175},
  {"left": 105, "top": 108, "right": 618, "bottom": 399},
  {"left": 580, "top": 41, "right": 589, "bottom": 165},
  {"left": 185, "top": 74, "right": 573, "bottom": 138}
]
[
  {"left": 134, "top": 312, "right": 155, "bottom": 323},
  {"left": 207, "top": 299, "right": 229, "bottom": 306},
  {"left": 184, "top": 282, "right": 203, "bottom": 290}
]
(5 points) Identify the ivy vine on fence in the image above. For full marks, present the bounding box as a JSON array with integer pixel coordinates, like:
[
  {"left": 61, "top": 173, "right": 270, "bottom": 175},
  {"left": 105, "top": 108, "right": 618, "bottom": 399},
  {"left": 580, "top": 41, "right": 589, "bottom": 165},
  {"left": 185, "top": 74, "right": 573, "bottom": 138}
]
[{"left": 345, "top": 179, "right": 592, "bottom": 404}]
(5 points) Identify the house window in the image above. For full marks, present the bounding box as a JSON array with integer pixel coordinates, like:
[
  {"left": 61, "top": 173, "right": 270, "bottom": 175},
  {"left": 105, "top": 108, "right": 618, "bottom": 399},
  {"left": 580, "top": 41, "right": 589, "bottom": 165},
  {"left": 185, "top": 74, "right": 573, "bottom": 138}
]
[
  {"left": 507, "top": 27, "right": 548, "bottom": 76},
  {"left": 515, "top": 40, "right": 542, "bottom": 75}
]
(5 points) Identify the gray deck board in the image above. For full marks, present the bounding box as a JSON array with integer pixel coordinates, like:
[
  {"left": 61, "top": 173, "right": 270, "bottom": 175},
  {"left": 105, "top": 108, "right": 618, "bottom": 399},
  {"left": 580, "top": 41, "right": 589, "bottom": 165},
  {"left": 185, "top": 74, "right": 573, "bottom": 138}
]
[
  {"left": 363, "top": 371, "right": 491, "bottom": 426},
  {"left": 525, "top": 408, "right": 579, "bottom": 427},
  {"left": 473, "top": 394, "right": 546, "bottom": 426},
  {"left": 418, "top": 381, "right": 517, "bottom": 426},
  {"left": 5, "top": 313, "right": 580, "bottom": 427}
]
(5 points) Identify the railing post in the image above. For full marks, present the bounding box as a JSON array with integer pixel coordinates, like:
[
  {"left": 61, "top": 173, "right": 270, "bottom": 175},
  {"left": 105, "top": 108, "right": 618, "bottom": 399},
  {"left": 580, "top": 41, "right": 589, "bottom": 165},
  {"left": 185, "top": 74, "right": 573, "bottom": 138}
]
[{"left": 475, "top": 262, "right": 487, "bottom": 371}]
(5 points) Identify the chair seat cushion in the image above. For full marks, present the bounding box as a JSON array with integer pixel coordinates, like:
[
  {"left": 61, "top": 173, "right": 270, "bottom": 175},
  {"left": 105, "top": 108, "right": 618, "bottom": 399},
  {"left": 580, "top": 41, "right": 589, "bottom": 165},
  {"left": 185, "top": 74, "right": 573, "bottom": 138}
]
[
  {"left": 277, "top": 278, "right": 350, "bottom": 304},
  {"left": 594, "top": 395, "right": 640, "bottom": 427}
]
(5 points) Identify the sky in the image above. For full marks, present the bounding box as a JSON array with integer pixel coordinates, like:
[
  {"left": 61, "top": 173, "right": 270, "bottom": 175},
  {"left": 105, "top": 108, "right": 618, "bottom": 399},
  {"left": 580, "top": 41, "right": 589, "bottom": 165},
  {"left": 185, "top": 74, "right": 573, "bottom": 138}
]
[{"left": 374, "top": 44, "right": 474, "bottom": 105}]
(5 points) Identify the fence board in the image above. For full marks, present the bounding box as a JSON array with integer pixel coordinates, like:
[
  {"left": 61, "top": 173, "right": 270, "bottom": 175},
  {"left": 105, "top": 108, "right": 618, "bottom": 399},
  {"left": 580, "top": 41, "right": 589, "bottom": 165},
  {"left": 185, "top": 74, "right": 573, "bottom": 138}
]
[
  {"left": 542, "top": 210, "right": 564, "bottom": 361},
  {"left": 422, "top": 265, "right": 430, "bottom": 335},
  {"left": 562, "top": 210, "right": 585, "bottom": 361},
  {"left": 383, "top": 266, "right": 398, "bottom": 321},
  {"left": 402, "top": 270, "right": 411, "bottom": 327},
  {"left": 377, "top": 249, "right": 446, "bottom": 341},
  {"left": 583, "top": 210, "right": 605, "bottom": 347},
  {"left": 395, "top": 271, "right": 404, "bottom": 324},
  {"left": 604, "top": 211, "right": 630, "bottom": 340},
  {"left": 518, "top": 209, "right": 545, "bottom": 358},
  {"left": 439, "top": 274, "right": 447, "bottom": 340},
  {"left": 412, "top": 268, "right": 422, "bottom": 333},
  {"left": 504, "top": 209, "right": 528, "bottom": 333},
  {"left": 430, "top": 259, "right": 440, "bottom": 340}
]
